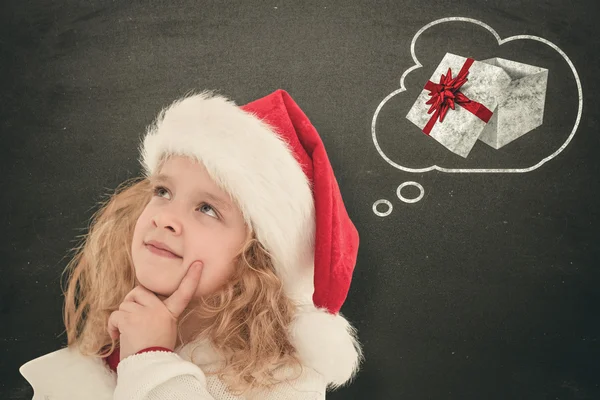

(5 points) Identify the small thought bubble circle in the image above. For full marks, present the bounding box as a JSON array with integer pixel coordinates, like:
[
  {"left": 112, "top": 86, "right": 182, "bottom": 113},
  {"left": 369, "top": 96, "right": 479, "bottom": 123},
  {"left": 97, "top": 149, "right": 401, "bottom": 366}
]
[
  {"left": 397, "top": 181, "right": 425, "bottom": 203},
  {"left": 372, "top": 199, "right": 393, "bottom": 217}
]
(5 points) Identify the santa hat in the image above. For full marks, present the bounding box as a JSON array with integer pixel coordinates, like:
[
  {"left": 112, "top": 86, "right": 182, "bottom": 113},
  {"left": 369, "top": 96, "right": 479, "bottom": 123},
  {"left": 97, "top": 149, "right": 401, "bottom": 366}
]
[{"left": 139, "top": 89, "right": 361, "bottom": 387}]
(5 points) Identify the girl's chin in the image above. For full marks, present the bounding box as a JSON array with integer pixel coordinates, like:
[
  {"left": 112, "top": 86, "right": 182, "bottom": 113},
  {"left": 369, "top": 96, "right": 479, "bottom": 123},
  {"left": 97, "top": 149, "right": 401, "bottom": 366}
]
[
  {"left": 140, "top": 281, "right": 177, "bottom": 297},
  {"left": 134, "top": 269, "right": 180, "bottom": 296}
]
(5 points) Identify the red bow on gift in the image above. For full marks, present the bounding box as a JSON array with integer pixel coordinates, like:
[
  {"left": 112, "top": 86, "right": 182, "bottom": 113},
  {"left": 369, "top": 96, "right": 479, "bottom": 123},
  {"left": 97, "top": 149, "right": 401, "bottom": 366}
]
[
  {"left": 421, "top": 58, "right": 493, "bottom": 135},
  {"left": 425, "top": 67, "right": 471, "bottom": 123}
]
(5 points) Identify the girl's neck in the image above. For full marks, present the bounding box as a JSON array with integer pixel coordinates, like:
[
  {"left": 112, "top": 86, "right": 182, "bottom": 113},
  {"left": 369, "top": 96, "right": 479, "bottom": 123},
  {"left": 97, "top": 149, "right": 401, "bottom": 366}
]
[{"left": 176, "top": 307, "right": 205, "bottom": 348}]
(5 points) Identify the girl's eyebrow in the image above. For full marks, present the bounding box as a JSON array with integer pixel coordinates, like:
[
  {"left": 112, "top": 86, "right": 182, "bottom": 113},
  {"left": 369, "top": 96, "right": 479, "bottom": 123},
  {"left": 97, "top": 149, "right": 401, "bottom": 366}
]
[{"left": 151, "top": 174, "right": 233, "bottom": 211}]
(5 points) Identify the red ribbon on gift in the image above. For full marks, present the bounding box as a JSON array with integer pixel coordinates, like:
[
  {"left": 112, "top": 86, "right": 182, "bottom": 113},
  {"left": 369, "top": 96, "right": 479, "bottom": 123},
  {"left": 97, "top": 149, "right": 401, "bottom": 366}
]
[{"left": 422, "top": 58, "right": 493, "bottom": 135}]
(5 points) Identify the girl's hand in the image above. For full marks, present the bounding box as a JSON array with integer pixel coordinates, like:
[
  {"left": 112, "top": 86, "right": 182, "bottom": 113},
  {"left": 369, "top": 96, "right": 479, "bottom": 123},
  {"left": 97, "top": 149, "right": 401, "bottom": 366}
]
[{"left": 107, "top": 261, "right": 203, "bottom": 360}]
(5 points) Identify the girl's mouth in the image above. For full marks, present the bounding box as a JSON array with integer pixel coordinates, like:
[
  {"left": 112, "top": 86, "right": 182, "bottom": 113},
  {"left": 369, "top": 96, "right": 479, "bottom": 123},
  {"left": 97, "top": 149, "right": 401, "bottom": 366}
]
[{"left": 145, "top": 243, "right": 181, "bottom": 259}]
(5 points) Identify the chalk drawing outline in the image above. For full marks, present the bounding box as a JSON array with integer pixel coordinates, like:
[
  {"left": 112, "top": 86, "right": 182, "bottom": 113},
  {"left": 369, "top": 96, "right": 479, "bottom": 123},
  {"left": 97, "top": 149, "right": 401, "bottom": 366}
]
[
  {"left": 397, "top": 181, "right": 425, "bottom": 203},
  {"left": 371, "top": 17, "right": 583, "bottom": 173},
  {"left": 373, "top": 199, "right": 393, "bottom": 217}
]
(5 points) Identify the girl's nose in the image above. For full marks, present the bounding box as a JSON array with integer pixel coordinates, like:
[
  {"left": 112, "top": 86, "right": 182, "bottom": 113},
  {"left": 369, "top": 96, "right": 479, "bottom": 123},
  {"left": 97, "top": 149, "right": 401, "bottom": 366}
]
[{"left": 153, "top": 211, "right": 183, "bottom": 234}]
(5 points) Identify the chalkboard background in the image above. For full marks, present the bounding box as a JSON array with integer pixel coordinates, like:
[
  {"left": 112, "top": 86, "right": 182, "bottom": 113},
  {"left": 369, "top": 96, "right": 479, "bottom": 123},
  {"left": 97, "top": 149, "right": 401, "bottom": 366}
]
[{"left": 2, "top": 1, "right": 598, "bottom": 399}]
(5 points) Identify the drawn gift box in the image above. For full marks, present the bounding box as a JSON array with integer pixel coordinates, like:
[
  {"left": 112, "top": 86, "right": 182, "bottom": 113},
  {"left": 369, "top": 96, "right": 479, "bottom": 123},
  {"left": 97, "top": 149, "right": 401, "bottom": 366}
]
[
  {"left": 406, "top": 52, "right": 549, "bottom": 157},
  {"left": 477, "top": 57, "right": 548, "bottom": 149},
  {"left": 406, "top": 52, "right": 512, "bottom": 158}
]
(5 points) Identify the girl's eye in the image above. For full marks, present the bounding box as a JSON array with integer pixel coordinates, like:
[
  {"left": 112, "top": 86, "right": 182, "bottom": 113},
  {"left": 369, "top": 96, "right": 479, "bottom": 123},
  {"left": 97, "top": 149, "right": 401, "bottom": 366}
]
[
  {"left": 198, "top": 203, "right": 219, "bottom": 219},
  {"left": 153, "top": 185, "right": 170, "bottom": 198}
]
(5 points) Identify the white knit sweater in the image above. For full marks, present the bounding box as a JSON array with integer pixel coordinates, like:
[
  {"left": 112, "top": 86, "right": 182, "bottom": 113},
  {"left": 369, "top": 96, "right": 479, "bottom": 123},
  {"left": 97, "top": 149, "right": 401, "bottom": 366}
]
[
  {"left": 115, "top": 350, "right": 327, "bottom": 399},
  {"left": 20, "top": 342, "right": 327, "bottom": 400}
]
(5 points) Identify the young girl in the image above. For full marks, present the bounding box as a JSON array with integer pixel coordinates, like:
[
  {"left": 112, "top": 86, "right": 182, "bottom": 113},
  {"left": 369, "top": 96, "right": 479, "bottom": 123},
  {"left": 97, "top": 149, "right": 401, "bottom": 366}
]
[{"left": 19, "top": 89, "right": 362, "bottom": 399}]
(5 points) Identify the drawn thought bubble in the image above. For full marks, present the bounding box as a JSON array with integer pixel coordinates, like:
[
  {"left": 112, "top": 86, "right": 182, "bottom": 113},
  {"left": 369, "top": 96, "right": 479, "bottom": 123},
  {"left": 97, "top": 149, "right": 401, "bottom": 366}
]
[{"left": 371, "top": 17, "right": 583, "bottom": 174}]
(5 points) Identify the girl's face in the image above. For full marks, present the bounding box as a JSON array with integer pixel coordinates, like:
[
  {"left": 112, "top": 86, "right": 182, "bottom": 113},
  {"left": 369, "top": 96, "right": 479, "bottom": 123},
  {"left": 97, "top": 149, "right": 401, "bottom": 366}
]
[{"left": 131, "top": 155, "right": 249, "bottom": 299}]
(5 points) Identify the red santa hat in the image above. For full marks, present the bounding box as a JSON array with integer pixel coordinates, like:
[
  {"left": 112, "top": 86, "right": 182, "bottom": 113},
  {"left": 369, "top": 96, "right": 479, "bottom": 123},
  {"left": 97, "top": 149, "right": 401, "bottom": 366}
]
[{"left": 139, "top": 89, "right": 361, "bottom": 387}]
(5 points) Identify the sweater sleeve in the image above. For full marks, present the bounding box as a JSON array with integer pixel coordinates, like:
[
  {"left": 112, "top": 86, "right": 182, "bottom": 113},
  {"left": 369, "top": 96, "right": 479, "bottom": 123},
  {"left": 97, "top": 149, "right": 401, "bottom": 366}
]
[{"left": 114, "top": 350, "right": 216, "bottom": 400}]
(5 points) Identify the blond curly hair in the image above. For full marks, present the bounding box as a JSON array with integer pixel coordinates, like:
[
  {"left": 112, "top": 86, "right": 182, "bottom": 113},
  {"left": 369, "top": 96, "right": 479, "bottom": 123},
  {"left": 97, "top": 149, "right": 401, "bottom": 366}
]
[{"left": 61, "top": 174, "right": 304, "bottom": 395}]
